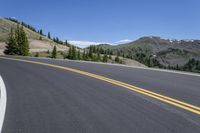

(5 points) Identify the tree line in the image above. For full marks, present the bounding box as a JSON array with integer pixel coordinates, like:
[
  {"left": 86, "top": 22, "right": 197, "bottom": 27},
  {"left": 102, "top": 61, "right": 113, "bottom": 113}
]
[
  {"left": 103, "top": 46, "right": 200, "bottom": 73},
  {"left": 50, "top": 45, "right": 123, "bottom": 64},
  {"left": 5, "top": 17, "right": 65, "bottom": 45},
  {"left": 167, "top": 58, "right": 200, "bottom": 73}
]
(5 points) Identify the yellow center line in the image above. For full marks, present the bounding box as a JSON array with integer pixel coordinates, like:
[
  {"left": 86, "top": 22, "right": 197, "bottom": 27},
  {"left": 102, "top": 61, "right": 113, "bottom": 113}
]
[{"left": 1, "top": 56, "right": 200, "bottom": 115}]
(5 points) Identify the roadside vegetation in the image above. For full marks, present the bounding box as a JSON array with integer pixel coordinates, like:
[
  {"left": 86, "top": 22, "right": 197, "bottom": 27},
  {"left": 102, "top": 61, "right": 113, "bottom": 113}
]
[
  {"left": 4, "top": 24, "right": 29, "bottom": 56},
  {"left": 31, "top": 45, "right": 124, "bottom": 64}
]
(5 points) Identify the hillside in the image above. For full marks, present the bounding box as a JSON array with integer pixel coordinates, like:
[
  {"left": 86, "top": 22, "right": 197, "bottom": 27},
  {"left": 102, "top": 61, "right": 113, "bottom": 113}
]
[
  {"left": 97, "top": 36, "right": 200, "bottom": 71},
  {"left": 0, "top": 18, "right": 68, "bottom": 54}
]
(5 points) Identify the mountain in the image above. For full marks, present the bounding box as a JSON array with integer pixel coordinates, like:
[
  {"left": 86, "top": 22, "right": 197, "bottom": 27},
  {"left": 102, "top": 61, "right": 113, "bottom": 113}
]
[
  {"left": 97, "top": 36, "right": 200, "bottom": 69},
  {"left": 0, "top": 18, "right": 68, "bottom": 54},
  {"left": 68, "top": 40, "right": 133, "bottom": 48},
  {"left": 68, "top": 41, "right": 113, "bottom": 48}
]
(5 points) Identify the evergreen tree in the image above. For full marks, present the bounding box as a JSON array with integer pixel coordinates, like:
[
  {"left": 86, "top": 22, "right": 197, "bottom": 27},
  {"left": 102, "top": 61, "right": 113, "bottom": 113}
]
[
  {"left": 53, "top": 37, "right": 56, "bottom": 42},
  {"left": 52, "top": 45, "right": 57, "bottom": 58},
  {"left": 89, "top": 46, "right": 93, "bottom": 59},
  {"left": 115, "top": 56, "right": 120, "bottom": 63},
  {"left": 18, "top": 26, "right": 29, "bottom": 56},
  {"left": 72, "top": 46, "right": 77, "bottom": 60},
  {"left": 56, "top": 37, "right": 59, "bottom": 43},
  {"left": 77, "top": 50, "right": 81, "bottom": 60},
  {"left": 92, "top": 45, "right": 97, "bottom": 53},
  {"left": 5, "top": 25, "right": 29, "bottom": 55},
  {"left": 103, "top": 54, "right": 108, "bottom": 62},
  {"left": 65, "top": 40, "right": 70, "bottom": 46},
  {"left": 11, "top": 25, "right": 29, "bottom": 56},
  {"left": 176, "top": 64, "right": 180, "bottom": 70},
  {"left": 39, "top": 29, "right": 43, "bottom": 35},
  {"left": 100, "top": 48, "right": 104, "bottom": 54},
  {"left": 82, "top": 49, "right": 86, "bottom": 60},
  {"left": 4, "top": 28, "right": 17, "bottom": 55},
  {"left": 97, "top": 52, "right": 101, "bottom": 61},
  {"left": 67, "top": 46, "right": 73, "bottom": 59},
  {"left": 35, "top": 52, "right": 39, "bottom": 57},
  {"left": 39, "top": 36, "right": 42, "bottom": 40},
  {"left": 48, "top": 32, "right": 51, "bottom": 39},
  {"left": 85, "top": 51, "right": 89, "bottom": 60},
  {"left": 109, "top": 55, "right": 112, "bottom": 59}
]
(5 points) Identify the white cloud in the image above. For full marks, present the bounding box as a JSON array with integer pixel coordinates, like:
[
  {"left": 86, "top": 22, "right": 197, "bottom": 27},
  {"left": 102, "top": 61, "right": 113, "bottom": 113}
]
[
  {"left": 11, "top": 16, "right": 17, "bottom": 19},
  {"left": 68, "top": 40, "right": 113, "bottom": 48},
  {"left": 114, "top": 39, "right": 133, "bottom": 44},
  {"left": 68, "top": 39, "right": 133, "bottom": 48}
]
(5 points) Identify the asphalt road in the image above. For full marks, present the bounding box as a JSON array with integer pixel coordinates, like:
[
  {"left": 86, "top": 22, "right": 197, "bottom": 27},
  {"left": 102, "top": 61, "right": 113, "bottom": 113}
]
[{"left": 0, "top": 56, "right": 200, "bottom": 133}]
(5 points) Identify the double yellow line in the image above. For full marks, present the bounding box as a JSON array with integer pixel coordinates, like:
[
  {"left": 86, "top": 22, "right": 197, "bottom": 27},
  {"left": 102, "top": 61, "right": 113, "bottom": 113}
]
[{"left": 1, "top": 56, "right": 200, "bottom": 115}]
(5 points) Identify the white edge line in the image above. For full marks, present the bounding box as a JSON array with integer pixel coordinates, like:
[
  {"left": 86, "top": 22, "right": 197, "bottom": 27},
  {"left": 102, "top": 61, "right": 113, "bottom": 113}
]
[
  {"left": 0, "top": 75, "right": 7, "bottom": 133},
  {"left": 9, "top": 55, "right": 200, "bottom": 77}
]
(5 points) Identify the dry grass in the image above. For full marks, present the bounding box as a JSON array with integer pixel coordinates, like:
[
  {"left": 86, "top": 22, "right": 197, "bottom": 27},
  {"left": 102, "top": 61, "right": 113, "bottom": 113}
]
[{"left": 0, "top": 18, "right": 68, "bottom": 55}]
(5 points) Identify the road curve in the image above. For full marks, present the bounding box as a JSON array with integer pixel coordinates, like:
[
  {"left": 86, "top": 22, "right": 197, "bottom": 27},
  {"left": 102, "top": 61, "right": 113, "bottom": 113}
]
[{"left": 0, "top": 56, "right": 200, "bottom": 133}]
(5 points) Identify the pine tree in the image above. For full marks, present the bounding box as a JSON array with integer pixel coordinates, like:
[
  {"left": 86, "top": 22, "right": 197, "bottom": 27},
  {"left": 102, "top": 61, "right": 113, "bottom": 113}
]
[
  {"left": 97, "top": 52, "right": 101, "bottom": 61},
  {"left": 89, "top": 46, "right": 93, "bottom": 59},
  {"left": 65, "top": 40, "right": 69, "bottom": 46},
  {"left": 35, "top": 52, "right": 39, "bottom": 57},
  {"left": 92, "top": 46, "right": 96, "bottom": 53},
  {"left": 39, "top": 29, "right": 43, "bottom": 35},
  {"left": 65, "top": 40, "right": 68, "bottom": 45},
  {"left": 67, "top": 46, "right": 73, "bottom": 59},
  {"left": 53, "top": 37, "right": 56, "bottom": 42},
  {"left": 52, "top": 45, "right": 57, "bottom": 58},
  {"left": 56, "top": 37, "right": 59, "bottom": 43},
  {"left": 83, "top": 49, "right": 86, "bottom": 60},
  {"left": 5, "top": 25, "right": 29, "bottom": 56},
  {"left": 103, "top": 54, "right": 108, "bottom": 62},
  {"left": 109, "top": 55, "right": 112, "bottom": 59},
  {"left": 4, "top": 28, "right": 17, "bottom": 55},
  {"left": 39, "top": 36, "right": 42, "bottom": 40},
  {"left": 11, "top": 25, "right": 29, "bottom": 56},
  {"left": 115, "top": 56, "right": 120, "bottom": 63},
  {"left": 85, "top": 51, "right": 89, "bottom": 60},
  {"left": 18, "top": 26, "right": 29, "bottom": 56},
  {"left": 72, "top": 46, "right": 77, "bottom": 60},
  {"left": 77, "top": 50, "right": 81, "bottom": 60},
  {"left": 48, "top": 32, "right": 51, "bottom": 39}
]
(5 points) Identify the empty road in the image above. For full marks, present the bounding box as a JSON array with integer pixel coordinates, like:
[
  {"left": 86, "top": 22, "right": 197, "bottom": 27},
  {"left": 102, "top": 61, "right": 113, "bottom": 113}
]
[{"left": 0, "top": 56, "right": 200, "bottom": 133}]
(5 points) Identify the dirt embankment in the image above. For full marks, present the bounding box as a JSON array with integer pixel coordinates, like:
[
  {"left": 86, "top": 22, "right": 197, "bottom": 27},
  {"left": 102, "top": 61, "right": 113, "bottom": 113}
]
[{"left": 0, "top": 39, "right": 68, "bottom": 55}]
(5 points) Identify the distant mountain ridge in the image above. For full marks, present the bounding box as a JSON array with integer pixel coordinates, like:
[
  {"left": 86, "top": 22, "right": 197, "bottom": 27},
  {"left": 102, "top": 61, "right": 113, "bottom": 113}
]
[
  {"left": 97, "top": 36, "right": 200, "bottom": 69},
  {"left": 68, "top": 39, "right": 133, "bottom": 48}
]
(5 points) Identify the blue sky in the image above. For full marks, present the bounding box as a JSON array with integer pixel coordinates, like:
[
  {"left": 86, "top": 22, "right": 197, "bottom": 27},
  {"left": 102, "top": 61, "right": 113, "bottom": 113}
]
[{"left": 1, "top": 0, "right": 200, "bottom": 44}]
